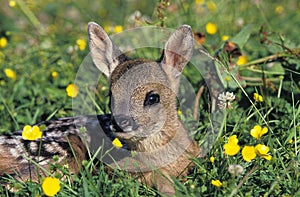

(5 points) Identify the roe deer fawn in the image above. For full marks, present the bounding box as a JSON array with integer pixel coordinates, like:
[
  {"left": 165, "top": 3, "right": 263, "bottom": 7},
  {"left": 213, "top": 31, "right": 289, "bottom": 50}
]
[{"left": 0, "top": 22, "right": 200, "bottom": 196}]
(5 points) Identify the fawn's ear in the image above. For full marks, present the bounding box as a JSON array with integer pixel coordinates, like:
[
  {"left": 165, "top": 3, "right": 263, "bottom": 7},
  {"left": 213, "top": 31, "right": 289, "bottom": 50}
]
[
  {"left": 161, "top": 25, "right": 194, "bottom": 77},
  {"left": 88, "top": 22, "right": 128, "bottom": 77}
]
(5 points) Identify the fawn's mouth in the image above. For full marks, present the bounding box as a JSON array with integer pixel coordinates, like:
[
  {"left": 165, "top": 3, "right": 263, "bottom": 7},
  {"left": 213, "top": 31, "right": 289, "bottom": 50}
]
[
  {"left": 110, "top": 124, "right": 135, "bottom": 133},
  {"left": 111, "top": 115, "right": 139, "bottom": 133},
  {"left": 110, "top": 120, "right": 141, "bottom": 141}
]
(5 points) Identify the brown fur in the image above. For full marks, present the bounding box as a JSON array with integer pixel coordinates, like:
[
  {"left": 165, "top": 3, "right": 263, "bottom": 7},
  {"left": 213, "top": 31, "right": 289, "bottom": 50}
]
[
  {"left": 89, "top": 22, "right": 201, "bottom": 195},
  {"left": 0, "top": 22, "right": 200, "bottom": 196},
  {"left": 0, "top": 134, "right": 86, "bottom": 182}
]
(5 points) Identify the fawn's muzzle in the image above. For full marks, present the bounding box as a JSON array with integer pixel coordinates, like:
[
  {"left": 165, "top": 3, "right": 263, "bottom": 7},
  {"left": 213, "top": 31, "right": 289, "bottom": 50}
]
[{"left": 112, "top": 114, "right": 138, "bottom": 132}]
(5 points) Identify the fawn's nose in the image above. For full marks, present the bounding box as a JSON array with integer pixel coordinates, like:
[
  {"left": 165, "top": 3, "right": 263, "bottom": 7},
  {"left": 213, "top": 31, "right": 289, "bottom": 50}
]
[{"left": 112, "top": 114, "right": 137, "bottom": 132}]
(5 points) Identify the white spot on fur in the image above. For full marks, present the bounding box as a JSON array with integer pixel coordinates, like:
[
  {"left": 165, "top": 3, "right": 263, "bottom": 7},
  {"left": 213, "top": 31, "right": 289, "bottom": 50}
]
[
  {"left": 45, "top": 143, "right": 56, "bottom": 153},
  {"left": 9, "top": 148, "right": 19, "bottom": 157},
  {"left": 30, "top": 142, "right": 38, "bottom": 152}
]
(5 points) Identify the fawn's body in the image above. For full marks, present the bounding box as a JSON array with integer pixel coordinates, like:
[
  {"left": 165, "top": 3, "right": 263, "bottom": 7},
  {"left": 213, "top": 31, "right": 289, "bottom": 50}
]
[{"left": 0, "top": 22, "right": 200, "bottom": 196}]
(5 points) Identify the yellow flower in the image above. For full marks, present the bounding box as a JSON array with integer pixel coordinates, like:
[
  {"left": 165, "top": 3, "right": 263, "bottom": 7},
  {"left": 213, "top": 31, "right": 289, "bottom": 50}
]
[
  {"left": 253, "top": 93, "right": 263, "bottom": 102},
  {"left": 209, "top": 156, "right": 215, "bottom": 163},
  {"left": 237, "top": 55, "right": 248, "bottom": 65},
  {"left": 22, "top": 125, "right": 42, "bottom": 140},
  {"left": 224, "top": 142, "right": 240, "bottom": 156},
  {"left": 227, "top": 135, "right": 238, "bottom": 144},
  {"left": 221, "top": 35, "right": 229, "bottom": 41},
  {"left": 114, "top": 25, "right": 123, "bottom": 33},
  {"left": 103, "top": 25, "right": 111, "bottom": 33},
  {"left": 112, "top": 138, "right": 123, "bottom": 148},
  {"left": 211, "top": 179, "right": 222, "bottom": 187},
  {"left": 225, "top": 76, "right": 231, "bottom": 82},
  {"left": 42, "top": 177, "right": 60, "bottom": 196},
  {"left": 177, "top": 109, "right": 182, "bottom": 116},
  {"left": 51, "top": 71, "right": 58, "bottom": 79},
  {"left": 76, "top": 38, "right": 86, "bottom": 51},
  {"left": 275, "top": 5, "right": 284, "bottom": 14},
  {"left": 0, "top": 37, "right": 8, "bottom": 48},
  {"left": 205, "top": 22, "right": 217, "bottom": 35},
  {"left": 224, "top": 135, "right": 240, "bottom": 156},
  {"left": 207, "top": 1, "right": 217, "bottom": 12},
  {"left": 9, "top": 1, "right": 17, "bottom": 7},
  {"left": 250, "top": 125, "right": 268, "bottom": 139},
  {"left": 242, "top": 146, "right": 256, "bottom": 162},
  {"left": 190, "top": 183, "right": 195, "bottom": 189},
  {"left": 66, "top": 84, "right": 79, "bottom": 98},
  {"left": 4, "top": 68, "right": 16, "bottom": 80},
  {"left": 255, "top": 144, "right": 272, "bottom": 160},
  {"left": 196, "top": 6, "right": 204, "bottom": 13},
  {"left": 195, "top": 0, "right": 205, "bottom": 5}
]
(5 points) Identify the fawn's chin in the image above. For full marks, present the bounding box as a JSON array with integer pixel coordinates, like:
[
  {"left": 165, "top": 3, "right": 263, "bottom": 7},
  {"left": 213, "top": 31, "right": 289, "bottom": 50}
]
[
  {"left": 113, "top": 130, "right": 136, "bottom": 140},
  {"left": 111, "top": 125, "right": 137, "bottom": 140}
]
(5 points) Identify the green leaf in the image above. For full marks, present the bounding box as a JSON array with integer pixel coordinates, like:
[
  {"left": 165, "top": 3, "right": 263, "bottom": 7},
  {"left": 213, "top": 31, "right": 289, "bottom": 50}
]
[
  {"left": 231, "top": 24, "right": 253, "bottom": 49},
  {"left": 246, "top": 63, "right": 285, "bottom": 75}
]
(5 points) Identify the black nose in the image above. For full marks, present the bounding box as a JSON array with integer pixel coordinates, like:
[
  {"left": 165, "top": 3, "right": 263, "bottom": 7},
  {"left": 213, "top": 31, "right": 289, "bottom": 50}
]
[{"left": 112, "top": 114, "right": 137, "bottom": 132}]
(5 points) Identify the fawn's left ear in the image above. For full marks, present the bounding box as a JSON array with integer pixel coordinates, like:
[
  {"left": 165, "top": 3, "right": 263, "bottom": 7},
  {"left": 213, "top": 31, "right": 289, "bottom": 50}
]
[{"left": 161, "top": 25, "right": 194, "bottom": 75}]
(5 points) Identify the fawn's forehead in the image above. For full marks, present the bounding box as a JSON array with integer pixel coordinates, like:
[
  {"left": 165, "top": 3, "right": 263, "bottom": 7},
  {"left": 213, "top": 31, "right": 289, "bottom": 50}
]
[{"left": 110, "top": 59, "right": 169, "bottom": 93}]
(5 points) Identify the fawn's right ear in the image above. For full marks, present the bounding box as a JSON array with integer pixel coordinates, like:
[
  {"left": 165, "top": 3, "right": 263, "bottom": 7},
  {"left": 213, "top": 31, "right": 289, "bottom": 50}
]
[{"left": 88, "top": 22, "right": 128, "bottom": 77}]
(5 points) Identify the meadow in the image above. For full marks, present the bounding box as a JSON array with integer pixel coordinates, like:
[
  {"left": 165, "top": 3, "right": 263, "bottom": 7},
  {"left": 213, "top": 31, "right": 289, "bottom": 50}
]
[{"left": 0, "top": 0, "right": 299, "bottom": 196}]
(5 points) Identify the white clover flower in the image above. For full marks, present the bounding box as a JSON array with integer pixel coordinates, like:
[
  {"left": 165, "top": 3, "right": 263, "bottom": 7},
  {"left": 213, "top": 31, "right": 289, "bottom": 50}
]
[
  {"left": 218, "top": 91, "right": 236, "bottom": 109},
  {"left": 228, "top": 164, "right": 244, "bottom": 176}
]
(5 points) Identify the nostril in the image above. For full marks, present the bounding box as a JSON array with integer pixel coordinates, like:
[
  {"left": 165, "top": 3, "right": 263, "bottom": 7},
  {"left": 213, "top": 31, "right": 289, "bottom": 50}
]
[
  {"left": 119, "top": 118, "right": 130, "bottom": 127},
  {"left": 112, "top": 115, "right": 137, "bottom": 132}
]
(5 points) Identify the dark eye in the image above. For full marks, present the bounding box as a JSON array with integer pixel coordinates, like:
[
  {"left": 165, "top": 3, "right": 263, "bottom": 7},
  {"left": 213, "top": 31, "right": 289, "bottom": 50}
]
[{"left": 144, "top": 91, "right": 160, "bottom": 106}]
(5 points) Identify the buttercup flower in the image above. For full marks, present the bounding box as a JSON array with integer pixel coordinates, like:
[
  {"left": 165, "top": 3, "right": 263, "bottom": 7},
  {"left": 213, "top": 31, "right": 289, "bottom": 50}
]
[
  {"left": 227, "top": 135, "right": 238, "bottom": 144},
  {"left": 218, "top": 91, "right": 236, "bottom": 109},
  {"left": 22, "top": 125, "right": 42, "bottom": 140},
  {"left": 221, "top": 35, "right": 229, "bottom": 41},
  {"left": 112, "top": 138, "right": 123, "bottom": 148},
  {"left": 275, "top": 5, "right": 284, "bottom": 14},
  {"left": 205, "top": 22, "right": 217, "bottom": 35},
  {"left": 177, "top": 109, "right": 182, "bottom": 116},
  {"left": 66, "top": 84, "right": 79, "bottom": 98},
  {"left": 255, "top": 144, "right": 272, "bottom": 160},
  {"left": 207, "top": 1, "right": 217, "bottom": 12},
  {"left": 211, "top": 179, "right": 222, "bottom": 187},
  {"left": 42, "top": 177, "right": 60, "bottom": 196},
  {"left": 210, "top": 156, "right": 215, "bottom": 163},
  {"left": 51, "top": 71, "right": 58, "bottom": 79},
  {"left": 0, "top": 37, "right": 7, "bottom": 48},
  {"left": 4, "top": 68, "right": 16, "bottom": 80},
  {"left": 9, "top": 1, "right": 16, "bottom": 7},
  {"left": 253, "top": 93, "right": 263, "bottom": 102},
  {"left": 225, "top": 76, "right": 231, "bottom": 82},
  {"left": 195, "top": 0, "right": 205, "bottom": 5},
  {"left": 236, "top": 55, "right": 248, "bottom": 65},
  {"left": 224, "top": 135, "right": 240, "bottom": 156},
  {"left": 250, "top": 125, "right": 268, "bottom": 139},
  {"left": 103, "top": 25, "right": 111, "bottom": 33},
  {"left": 76, "top": 38, "right": 86, "bottom": 51},
  {"left": 114, "top": 25, "right": 123, "bottom": 33},
  {"left": 242, "top": 146, "right": 256, "bottom": 162}
]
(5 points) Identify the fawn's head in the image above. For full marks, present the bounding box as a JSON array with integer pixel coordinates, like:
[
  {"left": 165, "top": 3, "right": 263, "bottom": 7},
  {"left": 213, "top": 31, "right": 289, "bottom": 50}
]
[{"left": 88, "top": 22, "right": 193, "bottom": 149}]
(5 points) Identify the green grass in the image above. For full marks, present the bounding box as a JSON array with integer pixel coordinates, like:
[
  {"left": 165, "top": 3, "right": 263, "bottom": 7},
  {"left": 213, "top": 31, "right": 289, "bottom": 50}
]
[{"left": 0, "top": 0, "right": 299, "bottom": 196}]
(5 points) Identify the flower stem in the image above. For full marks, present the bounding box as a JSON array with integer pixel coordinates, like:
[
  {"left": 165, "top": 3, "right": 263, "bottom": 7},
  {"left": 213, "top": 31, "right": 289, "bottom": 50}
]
[
  {"left": 15, "top": 0, "right": 42, "bottom": 34},
  {"left": 229, "top": 165, "right": 259, "bottom": 197}
]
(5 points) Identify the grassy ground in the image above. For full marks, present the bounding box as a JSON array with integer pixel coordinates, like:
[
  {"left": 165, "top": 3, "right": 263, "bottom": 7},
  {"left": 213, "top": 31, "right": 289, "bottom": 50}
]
[{"left": 0, "top": 0, "right": 299, "bottom": 196}]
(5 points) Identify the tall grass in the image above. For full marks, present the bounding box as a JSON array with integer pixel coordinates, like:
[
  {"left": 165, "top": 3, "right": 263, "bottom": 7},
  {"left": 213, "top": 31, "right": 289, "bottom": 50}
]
[{"left": 0, "top": 0, "right": 299, "bottom": 196}]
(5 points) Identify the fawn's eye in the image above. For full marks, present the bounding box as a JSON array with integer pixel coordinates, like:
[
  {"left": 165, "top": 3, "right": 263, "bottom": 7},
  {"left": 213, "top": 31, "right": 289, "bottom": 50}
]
[{"left": 144, "top": 91, "right": 160, "bottom": 106}]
